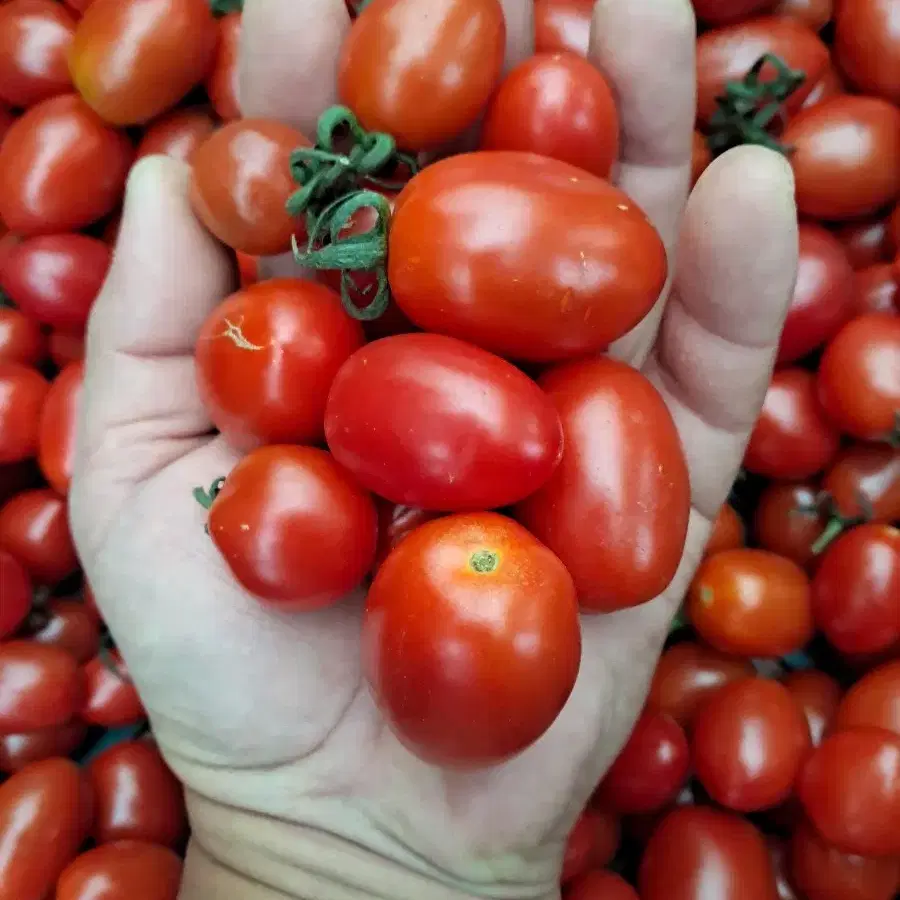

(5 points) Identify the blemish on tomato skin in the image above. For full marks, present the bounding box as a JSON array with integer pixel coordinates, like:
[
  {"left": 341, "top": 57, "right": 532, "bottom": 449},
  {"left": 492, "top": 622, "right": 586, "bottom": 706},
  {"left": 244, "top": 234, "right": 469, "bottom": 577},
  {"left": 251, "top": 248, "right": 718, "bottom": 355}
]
[
  {"left": 700, "top": 585, "right": 715, "bottom": 607},
  {"left": 219, "top": 316, "right": 265, "bottom": 351}
]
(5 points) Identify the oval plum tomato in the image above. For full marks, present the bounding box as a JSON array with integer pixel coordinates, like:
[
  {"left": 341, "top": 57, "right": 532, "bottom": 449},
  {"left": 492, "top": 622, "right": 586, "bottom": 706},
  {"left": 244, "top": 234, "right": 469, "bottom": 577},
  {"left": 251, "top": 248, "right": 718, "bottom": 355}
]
[
  {"left": 480, "top": 53, "right": 619, "bottom": 180},
  {"left": 69, "top": 0, "right": 217, "bottom": 126},
  {"left": 0, "top": 362, "right": 49, "bottom": 464},
  {"left": 648, "top": 641, "right": 755, "bottom": 729},
  {"left": 57, "top": 841, "right": 183, "bottom": 900},
  {"left": 853, "top": 265, "right": 898, "bottom": 316},
  {"left": 338, "top": 0, "right": 505, "bottom": 152},
  {"left": 691, "top": 130, "right": 712, "bottom": 187},
  {"left": 0, "top": 308, "right": 46, "bottom": 367},
  {"left": 0, "top": 640, "right": 84, "bottom": 732},
  {"left": 0, "top": 758, "right": 91, "bottom": 900},
  {"left": 205, "top": 12, "right": 240, "bottom": 121},
  {"left": 834, "top": 0, "right": 900, "bottom": 105},
  {"left": 30, "top": 598, "right": 99, "bottom": 663},
  {"left": 208, "top": 445, "right": 377, "bottom": 607},
  {"left": 516, "top": 357, "right": 690, "bottom": 611},
  {"left": 0, "top": 0, "right": 74, "bottom": 108},
  {"left": 81, "top": 651, "right": 145, "bottom": 727},
  {"left": 687, "top": 549, "right": 813, "bottom": 657},
  {"left": 744, "top": 368, "right": 839, "bottom": 480},
  {"left": 190, "top": 118, "right": 308, "bottom": 256},
  {"left": 835, "top": 660, "right": 900, "bottom": 738},
  {"left": 785, "top": 97, "right": 900, "bottom": 221},
  {"left": 639, "top": 806, "right": 780, "bottom": 900},
  {"left": 777, "top": 224, "right": 854, "bottom": 366},
  {"left": 566, "top": 871, "right": 639, "bottom": 900},
  {"left": 798, "top": 61, "right": 843, "bottom": 111},
  {"left": 821, "top": 444, "right": 900, "bottom": 537},
  {"left": 135, "top": 107, "right": 216, "bottom": 163},
  {"left": 0, "top": 94, "right": 132, "bottom": 236},
  {"left": 562, "top": 808, "right": 621, "bottom": 884},
  {"left": 0, "top": 488, "right": 77, "bottom": 584},
  {"left": 0, "top": 549, "right": 30, "bottom": 639},
  {"left": 389, "top": 152, "right": 667, "bottom": 362},
  {"left": 37, "top": 361, "right": 82, "bottom": 496},
  {"left": 0, "top": 720, "right": 86, "bottom": 773},
  {"left": 706, "top": 503, "right": 746, "bottom": 558},
  {"left": 835, "top": 218, "right": 891, "bottom": 271},
  {"left": 817, "top": 314, "right": 900, "bottom": 443},
  {"left": 594, "top": 710, "right": 690, "bottom": 814},
  {"left": 49, "top": 330, "right": 85, "bottom": 367},
  {"left": 363, "top": 512, "right": 581, "bottom": 766},
  {"left": 695, "top": 17, "right": 829, "bottom": 127},
  {"left": 799, "top": 727, "right": 900, "bottom": 857},
  {"left": 753, "top": 481, "right": 826, "bottom": 569},
  {"left": 783, "top": 669, "right": 841, "bottom": 748},
  {"left": 325, "top": 334, "right": 563, "bottom": 511},
  {"left": 195, "top": 279, "right": 363, "bottom": 451},
  {"left": 374, "top": 500, "right": 441, "bottom": 571},
  {"left": 693, "top": 0, "right": 776, "bottom": 26},
  {"left": 533, "top": 0, "right": 592, "bottom": 55},
  {"left": 774, "top": 0, "right": 833, "bottom": 31}
]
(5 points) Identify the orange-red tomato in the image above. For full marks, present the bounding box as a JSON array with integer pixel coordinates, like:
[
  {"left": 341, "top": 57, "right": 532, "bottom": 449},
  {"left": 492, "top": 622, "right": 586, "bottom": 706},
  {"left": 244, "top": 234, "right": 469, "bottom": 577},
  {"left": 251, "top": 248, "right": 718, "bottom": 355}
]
[
  {"left": 0, "top": 488, "right": 77, "bottom": 584},
  {"left": 854, "top": 264, "right": 899, "bottom": 316},
  {"left": 835, "top": 217, "right": 892, "bottom": 270},
  {"left": 80, "top": 651, "right": 145, "bottom": 728},
  {"left": 834, "top": 0, "right": 900, "bottom": 105},
  {"left": 799, "top": 61, "right": 845, "bottom": 110},
  {"left": 562, "top": 809, "right": 622, "bottom": 884},
  {"left": 48, "top": 330, "right": 85, "bottom": 367},
  {"left": 0, "top": 548, "right": 30, "bottom": 639},
  {"left": 57, "top": 841, "right": 183, "bottom": 900},
  {"left": 363, "top": 512, "right": 581, "bottom": 766},
  {"left": 135, "top": 106, "right": 216, "bottom": 163},
  {"left": 691, "top": 130, "right": 712, "bottom": 187},
  {"left": 834, "top": 660, "right": 900, "bottom": 738},
  {"left": 566, "top": 870, "right": 640, "bottom": 900},
  {"left": 782, "top": 669, "right": 842, "bottom": 747},
  {"left": 533, "top": 0, "right": 592, "bottom": 56},
  {"left": 205, "top": 11, "right": 240, "bottom": 121},
  {"left": 822, "top": 443, "right": 900, "bottom": 530},
  {"left": 0, "top": 362, "right": 49, "bottom": 464},
  {"left": 69, "top": 0, "right": 218, "bottom": 126},
  {"left": 0, "top": 720, "right": 86, "bottom": 773},
  {"left": 693, "top": 0, "right": 776, "bottom": 25},
  {"left": 775, "top": 0, "right": 833, "bottom": 30},
  {"left": 30, "top": 598, "right": 99, "bottom": 663},
  {"left": 37, "top": 361, "right": 82, "bottom": 496},
  {"left": 0, "top": 308, "right": 46, "bottom": 367},
  {"left": 706, "top": 503, "right": 746, "bottom": 558}
]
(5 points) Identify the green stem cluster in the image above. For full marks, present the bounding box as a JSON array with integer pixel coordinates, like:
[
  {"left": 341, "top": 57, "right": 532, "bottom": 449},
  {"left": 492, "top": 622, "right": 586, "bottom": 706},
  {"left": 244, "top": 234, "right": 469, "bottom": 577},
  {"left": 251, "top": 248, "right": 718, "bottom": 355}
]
[{"left": 209, "top": 0, "right": 243, "bottom": 15}]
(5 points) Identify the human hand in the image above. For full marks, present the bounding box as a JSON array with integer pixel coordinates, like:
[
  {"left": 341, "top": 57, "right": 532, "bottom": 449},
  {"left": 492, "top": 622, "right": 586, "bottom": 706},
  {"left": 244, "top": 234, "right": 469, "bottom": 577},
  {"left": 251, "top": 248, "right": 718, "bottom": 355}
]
[{"left": 69, "top": 1, "right": 799, "bottom": 898}]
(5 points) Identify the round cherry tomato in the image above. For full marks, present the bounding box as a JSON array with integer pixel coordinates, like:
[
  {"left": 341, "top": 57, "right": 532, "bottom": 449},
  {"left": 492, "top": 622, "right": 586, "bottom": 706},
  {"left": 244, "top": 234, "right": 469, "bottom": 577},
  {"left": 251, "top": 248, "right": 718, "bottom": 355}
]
[
  {"left": 0, "top": 362, "right": 49, "bottom": 464},
  {"left": 693, "top": 0, "right": 776, "bottom": 26},
  {"left": 374, "top": 500, "right": 441, "bottom": 571},
  {"left": 782, "top": 669, "right": 841, "bottom": 747},
  {"left": 325, "top": 333, "right": 563, "bottom": 511},
  {"left": 744, "top": 368, "right": 839, "bottom": 480},
  {"left": 37, "top": 361, "right": 82, "bottom": 496},
  {"left": 562, "top": 808, "right": 621, "bottom": 884},
  {"left": 692, "top": 130, "right": 712, "bottom": 187},
  {"left": 0, "top": 0, "right": 75, "bottom": 108},
  {"left": 135, "top": 106, "right": 216, "bottom": 163},
  {"left": 821, "top": 444, "right": 900, "bottom": 535},
  {"left": 853, "top": 264, "right": 898, "bottom": 316},
  {"left": 753, "top": 481, "right": 825, "bottom": 569},
  {"left": 798, "top": 727, "right": 900, "bottom": 857},
  {"left": 0, "top": 94, "right": 132, "bottom": 236},
  {"left": 706, "top": 503, "right": 746, "bottom": 558},
  {"left": 774, "top": 0, "right": 833, "bottom": 31},
  {"left": 49, "top": 330, "right": 85, "bottom": 367},
  {"left": 480, "top": 53, "right": 619, "bottom": 180},
  {"left": 835, "top": 218, "right": 891, "bottom": 271},
  {"left": 834, "top": 0, "right": 900, "bottom": 105},
  {"left": 0, "top": 720, "right": 86, "bottom": 773},
  {"left": 785, "top": 97, "right": 900, "bottom": 221},
  {"left": 69, "top": 0, "right": 217, "bottom": 125},
  {"left": 516, "top": 357, "right": 690, "bottom": 611},
  {"left": 205, "top": 11, "right": 240, "bottom": 121},
  {"left": 338, "top": 0, "right": 505, "bottom": 152},
  {"left": 80, "top": 651, "right": 145, "bottom": 727},
  {"left": 834, "top": 660, "right": 900, "bottom": 737},
  {"left": 534, "top": 0, "right": 592, "bottom": 55},
  {"left": 566, "top": 870, "right": 640, "bottom": 900},
  {"left": 190, "top": 118, "right": 308, "bottom": 256},
  {"left": 363, "top": 512, "right": 581, "bottom": 766},
  {"left": 195, "top": 279, "right": 364, "bottom": 450},
  {"left": 0, "top": 308, "right": 46, "bottom": 367},
  {"left": 29, "top": 598, "right": 98, "bottom": 663},
  {"left": 688, "top": 549, "right": 813, "bottom": 657},
  {"left": 0, "top": 488, "right": 77, "bottom": 584},
  {"left": 57, "top": 841, "right": 183, "bottom": 900},
  {"left": 0, "top": 548, "right": 30, "bottom": 639}
]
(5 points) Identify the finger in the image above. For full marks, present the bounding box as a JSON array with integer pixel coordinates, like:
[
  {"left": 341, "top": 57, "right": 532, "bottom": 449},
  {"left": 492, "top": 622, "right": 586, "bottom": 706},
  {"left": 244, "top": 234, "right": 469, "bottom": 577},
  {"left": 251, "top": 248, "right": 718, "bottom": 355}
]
[{"left": 498, "top": 0, "right": 534, "bottom": 71}]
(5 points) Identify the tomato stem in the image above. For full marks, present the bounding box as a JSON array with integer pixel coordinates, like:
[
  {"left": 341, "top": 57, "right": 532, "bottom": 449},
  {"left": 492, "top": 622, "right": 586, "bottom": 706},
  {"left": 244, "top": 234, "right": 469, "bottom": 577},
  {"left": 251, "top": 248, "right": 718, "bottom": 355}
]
[
  {"left": 193, "top": 477, "right": 226, "bottom": 522},
  {"left": 469, "top": 550, "right": 499, "bottom": 574},
  {"left": 810, "top": 516, "right": 848, "bottom": 556},
  {"left": 209, "top": 0, "right": 242, "bottom": 14}
]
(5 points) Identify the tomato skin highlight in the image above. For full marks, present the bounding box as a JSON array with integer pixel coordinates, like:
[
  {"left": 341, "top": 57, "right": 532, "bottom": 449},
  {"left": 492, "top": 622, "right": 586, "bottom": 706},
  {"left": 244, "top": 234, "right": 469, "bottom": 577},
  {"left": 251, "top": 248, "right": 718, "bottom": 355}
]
[
  {"left": 80, "top": 651, "right": 145, "bottom": 727},
  {"left": 388, "top": 152, "right": 667, "bottom": 363},
  {"left": 0, "top": 362, "right": 48, "bottom": 464},
  {"left": 363, "top": 512, "right": 581, "bottom": 767},
  {"left": 534, "top": 0, "right": 592, "bottom": 56},
  {"left": 135, "top": 106, "right": 216, "bottom": 163},
  {"left": 822, "top": 443, "right": 900, "bottom": 527},
  {"left": 753, "top": 481, "right": 825, "bottom": 569},
  {"left": 834, "top": 0, "right": 900, "bottom": 105},
  {"left": 516, "top": 357, "right": 690, "bottom": 612},
  {"left": 783, "top": 669, "right": 841, "bottom": 748},
  {"left": 835, "top": 217, "right": 892, "bottom": 271},
  {"left": 30, "top": 598, "right": 99, "bottom": 663},
  {"left": 205, "top": 12, "right": 241, "bottom": 121},
  {"left": 0, "top": 308, "right": 47, "bottom": 367},
  {"left": 0, "top": 720, "right": 87, "bottom": 773},
  {"left": 0, "top": 549, "right": 30, "bottom": 639}
]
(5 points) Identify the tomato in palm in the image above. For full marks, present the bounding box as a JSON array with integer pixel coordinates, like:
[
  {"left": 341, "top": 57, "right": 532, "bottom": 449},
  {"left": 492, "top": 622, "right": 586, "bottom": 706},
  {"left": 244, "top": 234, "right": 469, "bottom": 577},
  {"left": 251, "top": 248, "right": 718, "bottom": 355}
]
[
  {"left": 80, "top": 650, "right": 145, "bottom": 727},
  {"left": 49, "top": 330, "right": 85, "bottom": 367},
  {"left": 834, "top": 0, "right": 900, "bottom": 105},
  {"left": 480, "top": 53, "right": 619, "bottom": 180},
  {"left": 0, "top": 758, "right": 91, "bottom": 900},
  {"left": 835, "top": 218, "right": 891, "bottom": 271},
  {"left": 195, "top": 279, "right": 363, "bottom": 450},
  {"left": 534, "top": 0, "right": 592, "bottom": 55},
  {"left": 821, "top": 444, "right": 900, "bottom": 535},
  {"left": 774, "top": 0, "right": 833, "bottom": 31},
  {"left": 753, "top": 481, "right": 825, "bottom": 569},
  {"left": 135, "top": 106, "right": 216, "bottom": 163},
  {"left": 374, "top": 500, "right": 441, "bottom": 571},
  {"left": 782, "top": 669, "right": 841, "bottom": 747},
  {"left": 57, "top": 841, "right": 183, "bottom": 900},
  {"left": 0, "top": 362, "right": 49, "bottom": 464},
  {"left": 205, "top": 11, "right": 240, "bottom": 121},
  {"left": 0, "top": 549, "right": 30, "bottom": 639},
  {"left": 561, "top": 809, "right": 621, "bottom": 884},
  {"left": 799, "top": 727, "right": 900, "bottom": 857},
  {"left": 0, "top": 94, "right": 132, "bottom": 236},
  {"left": 364, "top": 512, "right": 580, "bottom": 766},
  {"left": 744, "top": 368, "right": 839, "bottom": 480},
  {"left": 0, "top": 720, "right": 86, "bottom": 773},
  {"left": 692, "top": 130, "right": 712, "bottom": 187},
  {"left": 37, "top": 361, "right": 82, "bottom": 496},
  {"left": 338, "top": 0, "right": 505, "bottom": 152},
  {"left": 0, "top": 308, "right": 46, "bottom": 367},
  {"left": 785, "top": 97, "right": 900, "bottom": 221},
  {"left": 566, "top": 870, "right": 640, "bottom": 900},
  {"left": 388, "top": 152, "right": 667, "bottom": 362},
  {"left": 30, "top": 598, "right": 99, "bottom": 663},
  {"left": 0, "top": 488, "right": 77, "bottom": 584},
  {"left": 190, "top": 118, "right": 308, "bottom": 256},
  {"left": 693, "top": 0, "right": 776, "bottom": 26},
  {"left": 706, "top": 503, "right": 745, "bottom": 558},
  {"left": 835, "top": 660, "right": 900, "bottom": 738}
]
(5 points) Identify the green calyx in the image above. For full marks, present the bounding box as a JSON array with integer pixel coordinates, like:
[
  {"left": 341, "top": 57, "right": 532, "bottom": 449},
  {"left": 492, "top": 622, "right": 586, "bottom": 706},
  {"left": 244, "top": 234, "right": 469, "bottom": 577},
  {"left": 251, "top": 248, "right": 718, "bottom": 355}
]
[{"left": 209, "top": 0, "right": 243, "bottom": 15}]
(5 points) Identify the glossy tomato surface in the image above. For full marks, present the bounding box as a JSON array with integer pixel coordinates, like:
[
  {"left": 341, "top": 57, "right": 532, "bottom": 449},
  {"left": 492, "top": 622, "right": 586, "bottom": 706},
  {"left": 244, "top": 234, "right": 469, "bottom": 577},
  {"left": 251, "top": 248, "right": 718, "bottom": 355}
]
[
  {"left": 135, "top": 106, "right": 216, "bottom": 163},
  {"left": 30, "top": 598, "right": 99, "bottom": 663},
  {"left": 37, "top": 361, "right": 82, "bottom": 496},
  {"left": 834, "top": 0, "right": 900, "bottom": 105},
  {"left": 533, "top": 0, "right": 592, "bottom": 55},
  {"left": 0, "top": 308, "right": 46, "bottom": 367},
  {"left": 561, "top": 809, "right": 621, "bottom": 883},
  {"left": 566, "top": 870, "right": 640, "bottom": 900},
  {"left": 693, "top": 0, "right": 775, "bottom": 25},
  {"left": 705, "top": 503, "right": 745, "bottom": 557},
  {"left": 774, "top": 0, "right": 833, "bottom": 31},
  {"left": 835, "top": 660, "right": 900, "bottom": 738},
  {"left": 0, "top": 720, "right": 86, "bottom": 773},
  {"left": 373, "top": 500, "right": 441, "bottom": 571},
  {"left": 206, "top": 12, "right": 241, "bottom": 121},
  {"left": 0, "top": 549, "right": 30, "bottom": 639},
  {"left": 0, "top": 362, "right": 48, "bottom": 464},
  {"left": 752, "top": 481, "right": 825, "bottom": 569},
  {"left": 363, "top": 512, "right": 581, "bottom": 766},
  {"left": 388, "top": 152, "right": 667, "bottom": 362},
  {"left": 853, "top": 264, "right": 898, "bottom": 316},
  {"left": 782, "top": 669, "right": 841, "bottom": 747},
  {"left": 835, "top": 217, "right": 892, "bottom": 271},
  {"left": 80, "top": 650, "right": 145, "bottom": 727},
  {"left": 0, "top": 488, "right": 77, "bottom": 584},
  {"left": 822, "top": 443, "right": 900, "bottom": 526}
]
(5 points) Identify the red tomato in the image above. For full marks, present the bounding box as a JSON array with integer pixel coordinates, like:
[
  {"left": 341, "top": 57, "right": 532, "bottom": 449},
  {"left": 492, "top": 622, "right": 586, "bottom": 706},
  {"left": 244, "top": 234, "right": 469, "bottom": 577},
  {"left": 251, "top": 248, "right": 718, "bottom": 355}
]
[
  {"left": 374, "top": 500, "right": 441, "bottom": 571},
  {"left": 835, "top": 660, "right": 900, "bottom": 738},
  {"left": 834, "top": 0, "right": 900, "bottom": 105},
  {"left": 798, "top": 63, "right": 844, "bottom": 111},
  {"left": 37, "top": 361, "right": 82, "bottom": 496},
  {"left": 363, "top": 512, "right": 581, "bottom": 766},
  {"left": 890, "top": 205, "right": 900, "bottom": 257},
  {"left": 235, "top": 250, "right": 257, "bottom": 289},
  {"left": 0, "top": 458, "right": 39, "bottom": 508},
  {"left": 480, "top": 53, "right": 619, "bottom": 180},
  {"left": 533, "top": 0, "right": 592, "bottom": 56},
  {"left": 562, "top": 809, "right": 621, "bottom": 884},
  {"left": 691, "top": 130, "right": 712, "bottom": 187},
  {"left": 57, "top": 841, "right": 183, "bottom": 900},
  {"left": 338, "top": 0, "right": 505, "bottom": 151},
  {"left": 0, "top": 102, "right": 12, "bottom": 143},
  {"left": 388, "top": 152, "right": 667, "bottom": 362},
  {"left": 0, "top": 758, "right": 91, "bottom": 900},
  {"left": 0, "top": 548, "right": 30, "bottom": 639},
  {"left": 817, "top": 314, "right": 900, "bottom": 443},
  {"left": 29, "top": 598, "right": 98, "bottom": 663},
  {"left": 744, "top": 368, "right": 839, "bottom": 480},
  {"left": 69, "top": 0, "right": 217, "bottom": 126},
  {"left": 0, "top": 362, "right": 49, "bottom": 464},
  {"left": 693, "top": 0, "right": 776, "bottom": 25},
  {"left": 0, "top": 0, "right": 75, "bottom": 108},
  {"left": 785, "top": 97, "right": 900, "bottom": 221},
  {"left": 0, "top": 720, "right": 86, "bottom": 773},
  {"left": 135, "top": 106, "right": 216, "bottom": 163},
  {"left": 835, "top": 218, "right": 891, "bottom": 271},
  {"left": 705, "top": 503, "right": 746, "bottom": 558},
  {"left": 195, "top": 279, "right": 364, "bottom": 450},
  {"left": 0, "top": 488, "right": 77, "bottom": 584},
  {"left": 753, "top": 481, "right": 826, "bottom": 569},
  {"left": 566, "top": 870, "right": 640, "bottom": 900},
  {"left": 516, "top": 357, "right": 690, "bottom": 611},
  {"left": 325, "top": 334, "right": 563, "bottom": 511},
  {"left": 774, "top": 0, "right": 833, "bottom": 31},
  {"left": 80, "top": 651, "right": 145, "bottom": 727},
  {"left": 205, "top": 12, "right": 240, "bottom": 121},
  {"left": 0, "top": 94, "right": 132, "bottom": 236},
  {"left": 0, "top": 307, "right": 46, "bottom": 367},
  {"left": 822, "top": 444, "right": 900, "bottom": 532},
  {"left": 798, "top": 727, "right": 900, "bottom": 857},
  {"left": 639, "top": 806, "right": 780, "bottom": 900},
  {"left": 782, "top": 669, "right": 841, "bottom": 747},
  {"left": 49, "top": 330, "right": 85, "bottom": 367},
  {"left": 853, "top": 264, "right": 898, "bottom": 316},
  {"left": 190, "top": 118, "right": 308, "bottom": 256}
]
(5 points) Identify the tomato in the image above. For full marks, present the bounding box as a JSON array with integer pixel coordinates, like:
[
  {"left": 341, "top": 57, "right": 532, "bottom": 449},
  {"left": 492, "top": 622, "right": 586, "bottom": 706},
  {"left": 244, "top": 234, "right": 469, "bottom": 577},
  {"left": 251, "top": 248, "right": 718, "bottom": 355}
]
[
  {"left": 561, "top": 809, "right": 621, "bottom": 884},
  {"left": 695, "top": 17, "right": 829, "bottom": 127},
  {"left": 80, "top": 651, "right": 144, "bottom": 727},
  {"left": 135, "top": 106, "right": 216, "bottom": 163},
  {"left": 29, "top": 598, "right": 98, "bottom": 663},
  {"left": 533, "top": 0, "right": 592, "bottom": 55},
  {"left": 338, "top": 0, "right": 504, "bottom": 152},
  {"left": 785, "top": 97, "right": 900, "bottom": 221},
  {"left": 0, "top": 0, "right": 75, "bottom": 108},
  {"left": 799, "top": 727, "right": 900, "bottom": 857},
  {"left": 49, "top": 330, "right": 85, "bottom": 367},
  {"left": 36, "top": 361, "right": 82, "bottom": 496},
  {"left": 0, "top": 94, "right": 132, "bottom": 236},
  {"left": 890, "top": 205, "right": 900, "bottom": 257},
  {"left": 768, "top": 839, "right": 801, "bottom": 900},
  {"left": 835, "top": 218, "right": 891, "bottom": 271},
  {"left": 693, "top": 0, "right": 776, "bottom": 26},
  {"left": 835, "top": 659, "right": 900, "bottom": 741},
  {"left": 190, "top": 118, "right": 308, "bottom": 256},
  {"left": 744, "top": 368, "right": 839, "bottom": 480},
  {"left": 822, "top": 444, "right": 900, "bottom": 532},
  {"left": 388, "top": 152, "right": 667, "bottom": 363},
  {"left": 0, "top": 308, "right": 46, "bottom": 367},
  {"left": 854, "top": 264, "right": 898, "bottom": 317},
  {"left": 774, "top": 0, "right": 833, "bottom": 31},
  {"left": 566, "top": 870, "right": 640, "bottom": 900},
  {"left": 783, "top": 669, "right": 841, "bottom": 747},
  {"left": 639, "top": 806, "right": 780, "bottom": 900},
  {"left": 817, "top": 314, "right": 900, "bottom": 443},
  {"left": 0, "top": 102, "right": 12, "bottom": 143},
  {"left": 363, "top": 512, "right": 581, "bottom": 766},
  {"left": 687, "top": 549, "right": 813, "bottom": 657},
  {"left": 205, "top": 11, "right": 240, "bottom": 121},
  {"left": 195, "top": 279, "right": 364, "bottom": 451},
  {"left": 0, "top": 488, "right": 77, "bottom": 584},
  {"left": 798, "top": 64, "right": 844, "bottom": 109},
  {"left": 753, "top": 481, "right": 825, "bottom": 569},
  {"left": 374, "top": 500, "right": 441, "bottom": 571},
  {"left": 648, "top": 641, "right": 755, "bottom": 729},
  {"left": 0, "top": 720, "right": 86, "bottom": 773},
  {"left": 0, "top": 362, "right": 49, "bottom": 464},
  {"left": 691, "top": 130, "right": 712, "bottom": 187},
  {"left": 0, "top": 549, "right": 30, "bottom": 639},
  {"left": 0, "top": 458, "right": 39, "bottom": 508},
  {"left": 705, "top": 503, "right": 745, "bottom": 558},
  {"left": 57, "top": 841, "right": 183, "bottom": 900},
  {"left": 0, "top": 758, "right": 91, "bottom": 900},
  {"left": 834, "top": 0, "right": 900, "bottom": 105},
  {"left": 480, "top": 53, "right": 618, "bottom": 180}
]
